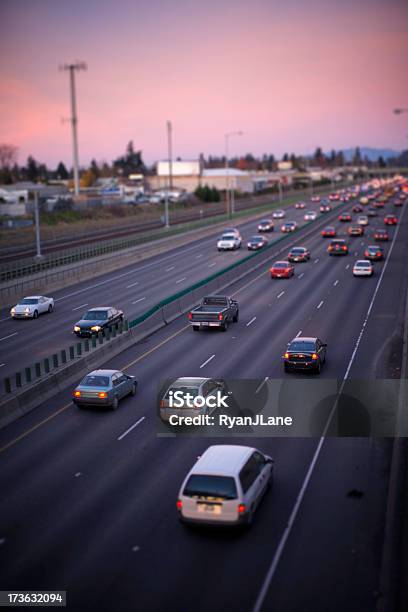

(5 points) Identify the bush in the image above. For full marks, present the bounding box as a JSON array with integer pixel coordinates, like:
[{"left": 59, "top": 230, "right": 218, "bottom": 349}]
[{"left": 194, "top": 185, "right": 221, "bottom": 202}]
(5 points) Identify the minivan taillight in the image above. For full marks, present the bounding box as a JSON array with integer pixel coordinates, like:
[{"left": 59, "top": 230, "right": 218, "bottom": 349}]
[
  {"left": 176, "top": 499, "right": 183, "bottom": 510},
  {"left": 188, "top": 313, "right": 192, "bottom": 320},
  {"left": 218, "top": 313, "right": 223, "bottom": 321},
  {"left": 238, "top": 504, "right": 246, "bottom": 514}
]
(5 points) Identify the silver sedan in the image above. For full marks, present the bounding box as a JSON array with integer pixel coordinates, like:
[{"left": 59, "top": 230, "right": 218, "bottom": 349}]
[{"left": 73, "top": 369, "right": 138, "bottom": 410}]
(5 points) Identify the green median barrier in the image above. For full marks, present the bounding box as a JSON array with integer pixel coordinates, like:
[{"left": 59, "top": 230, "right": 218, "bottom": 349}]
[
  {"left": 61, "top": 349, "right": 67, "bottom": 364},
  {"left": 69, "top": 346, "right": 75, "bottom": 360},
  {"left": 44, "top": 357, "right": 50, "bottom": 374},
  {"left": 84, "top": 339, "right": 90, "bottom": 352},
  {"left": 98, "top": 331, "right": 103, "bottom": 345},
  {"left": 35, "top": 362, "right": 42, "bottom": 377},
  {"left": 15, "top": 372, "right": 22, "bottom": 388},
  {"left": 76, "top": 343, "right": 82, "bottom": 356},
  {"left": 4, "top": 377, "right": 11, "bottom": 394},
  {"left": 91, "top": 335, "right": 97, "bottom": 349},
  {"left": 25, "top": 367, "right": 32, "bottom": 384},
  {"left": 52, "top": 354, "right": 58, "bottom": 368}
]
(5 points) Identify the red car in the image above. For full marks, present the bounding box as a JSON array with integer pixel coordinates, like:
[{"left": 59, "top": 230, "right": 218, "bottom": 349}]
[
  {"left": 270, "top": 261, "right": 295, "bottom": 278},
  {"left": 384, "top": 215, "right": 397, "bottom": 226},
  {"left": 339, "top": 213, "right": 351, "bottom": 222},
  {"left": 374, "top": 229, "right": 389, "bottom": 241},
  {"left": 321, "top": 226, "right": 336, "bottom": 238},
  {"left": 352, "top": 205, "right": 363, "bottom": 213},
  {"left": 295, "top": 202, "right": 306, "bottom": 209},
  {"left": 373, "top": 201, "right": 385, "bottom": 209}
]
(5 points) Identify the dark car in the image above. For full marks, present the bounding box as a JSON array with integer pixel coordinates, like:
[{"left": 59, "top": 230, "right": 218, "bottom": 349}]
[
  {"left": 72, "top": 369, "right": 137, "bottom": 410},
  {"left": 247, "top": 235, "right": 268, "bottom": 250},
  {"left": 283, "top": 337, "right": 327, "bottom": 374},
  {"left": 367, "top": 207, "right": 378, "bottom": 217},
  {"left": 384, "top": 215, "right": 398, "bottom": 226},
  {"left": 374, "top": 228, "right": 389, "bottom": 241},
  {"left": 339, "top": 212, "right": 352, "bottom": 222},
  {"left": 320, "top": 203, "right": 332, "bottom": 213},
  {"left": 327, "top": 239, "right": 348, "bottom": 255},
  {"left": 352, "top": 204, "right": 363, "bottom": 213},
  {"left": 321, "top": 226, "right": 336, "bottom": 238},
  {"left": 257, "top": 219, "right": 274, "bottom": 232},
  {"left": 73, "top": 307, "right": 124, "bottom": 337},
  {"left": 364, "top": 245, "right": 384, "bottom": 261},
  {"left": 288, "top": 246, "right": 310, "bottom": 262}
]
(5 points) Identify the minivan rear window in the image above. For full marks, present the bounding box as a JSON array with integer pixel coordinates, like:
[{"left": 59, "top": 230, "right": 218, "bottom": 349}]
[{"left": 183, "top": 475, "right": 237, "bottom": 500}]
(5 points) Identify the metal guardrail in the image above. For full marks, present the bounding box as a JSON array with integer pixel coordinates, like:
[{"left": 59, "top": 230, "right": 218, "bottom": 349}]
[{"left": 0, "top": 181, "right": 352, "bottom": 283}]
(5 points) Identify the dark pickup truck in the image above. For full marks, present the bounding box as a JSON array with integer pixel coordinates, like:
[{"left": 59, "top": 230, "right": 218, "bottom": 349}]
[{"left": 188, "top": 296, "right": 239, "bottom": 332}]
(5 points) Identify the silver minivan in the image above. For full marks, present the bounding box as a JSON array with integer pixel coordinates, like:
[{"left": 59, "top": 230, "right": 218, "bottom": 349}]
[
  {"left": 177, "top": 445, "right": 274, "bottom": 526},
  {"left": 160, "top": 377, "right": 225, "bottom": 422}
]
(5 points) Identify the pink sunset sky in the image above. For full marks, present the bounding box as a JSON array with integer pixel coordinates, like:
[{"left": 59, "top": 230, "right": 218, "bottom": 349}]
[{"left": 0, "top": 0, "right": 407, "bottom": 168}]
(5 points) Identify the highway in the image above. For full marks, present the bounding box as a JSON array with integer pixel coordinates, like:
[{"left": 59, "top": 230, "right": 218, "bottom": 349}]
[
  {"left": 0, "top": 197, "right": 350, "bottom": 381},
  {"left": 0, "top": 189, "right": 406, "bottom": 611}
]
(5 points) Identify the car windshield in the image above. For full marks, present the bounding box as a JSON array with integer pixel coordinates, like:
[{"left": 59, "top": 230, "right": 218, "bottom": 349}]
[
  {"left": 260, "top": 220, "right": 271, "bottom": 224},
  {"left": 274, "top": 262, "right": 288, "bottom": 268},
  {"left": 221, "top": 234, "right": 235, "bottom": 240},
  {"left": 250, "top": 236, "right": 263, "bottom": 242},
  {"left": 289, "top": 341, "right": 316, "bottom": 352},
  {"left": 290, "top": 248, "right": 304, "bottom": 253},
  {"left": 356, "top": 262, "right": 371, "bottom": 268},
  {"left": 83, "top": 310, "right": 108, "bottom": 320},
  {"left": 183, "top": 475, "right": 237, "bottom": 500},
  {"left": 332, "top": 241, "right": 345, "bottom": 245},
  {"left": 81, "top": 375, "right": 110, "bottom": 387},
  {"left": 18, "top": 298, "right": 39, "bottom": 305},
  {"left": 325, "top": 227, "right": 334, "bottom": 231},
  {"left": 165, "top": 386, "right": 200, "bottom": 399}
]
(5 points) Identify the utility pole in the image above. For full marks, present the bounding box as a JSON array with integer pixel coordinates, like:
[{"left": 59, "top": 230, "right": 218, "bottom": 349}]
[
  {"left": 224, "top": 131, "right": 242, "bottom": 218},
  {"left": 33, "top": 190, "right": 43, "bottom": 260},
  {"left": 164, "top": 120, "right": 173, "bottom": 228},
  {"left": 60, "top": 61, "right": 87, "bottom": 196}
]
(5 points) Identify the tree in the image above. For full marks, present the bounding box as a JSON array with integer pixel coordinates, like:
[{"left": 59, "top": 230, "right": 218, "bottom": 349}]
[
  {"left": 0, "top": 144, "right": 18, "bottom": 169},
  {"left": 80, "top": 168, "right": 97, "bottom": 188},
  {"left": 312, "top": 147, "right": 326, "bottom": 167},
  {"left": 90, "top": 159, "right": 100, "bottom": 178},
  {"left": 352, "top": 147, "right": 362, "bottom": 166},
  {"left": 377, "top": 156, "right": 386, "bottom": 168},
  {"left": 56, "top": 161, "right": 69, "bottom": 180},
  {"left": 26, "top": 156, "right": 39, "bottom": 182},
  {"left": 113, "top": 141, "right": 146, "bottom": 177}
]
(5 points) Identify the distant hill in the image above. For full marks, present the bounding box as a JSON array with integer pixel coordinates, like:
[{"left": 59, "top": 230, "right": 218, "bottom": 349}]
[{"left": 341, "top": 147, "right": 401, "bottom": 162}]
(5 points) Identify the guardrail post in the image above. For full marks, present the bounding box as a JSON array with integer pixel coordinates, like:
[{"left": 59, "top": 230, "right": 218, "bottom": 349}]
[
  {"left": 25, "top": 367, "right": 32, "bottom": 384},
  {"left": 35, "top": 362, "right": 42, "bottom": 377},
  {"left": 118, "top": 321, "right": 123, "bottom": 334},
  {"left": 76, "top": 343, "right": 82, "bottom": 356},
  {"left": 105, "top": 327, "right": 111, "bottom": 341},
  {"left": 69, "top": 346, "right": 75, "bottom": 360},
  {"left": 61, "top": 349, "right": 67, "bottom": 364},
  {"left": 16, "top": 372, "right": 22, "bottom": 388},
  {"left": 52, "top": 354, "right": 59, "bottom": 368},
  {"left": 4, "top": 377, "right": 12, "bottom": 393},
  {"left": 84, "top": 339, "right": 90, "bottom": 352},
  {"left": 98, "top": 331, "right": 104, "bottom": 345},
  {"left": 44, "top": 358, "right": 50, "bottom": 374},
  {"left": 112, "top": 325, "right": 117, "bottom": 338},
  {"left": 92, "top": 335, "right": 97, "bottom": 348},
  {"left": 124, "top": 320, "right": 129, "bottom": 331}
]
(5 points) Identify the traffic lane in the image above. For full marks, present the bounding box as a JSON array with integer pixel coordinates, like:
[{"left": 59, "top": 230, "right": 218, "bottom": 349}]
[{"left": 258, "top": 438, "right": 392, "bottom": 612}]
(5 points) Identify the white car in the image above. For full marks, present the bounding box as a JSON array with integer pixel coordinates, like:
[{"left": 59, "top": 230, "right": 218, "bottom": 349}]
[
  {"left": 10, "top": 295, "right": 54, "bottom": 319},
  {"left": 272, "top": 209, "right": 285, "bottom": 219},
  {"left": 357, "top": 215, "right": 369, "bottom": 226},
  {"left": 177, "top": 445, "right": 274, "bottom": 526},
  {"left": 353, "top": 260, "right": 373, "bottom": 277},
  {"left": 304, "top": 211, "right": 317, "bottom": 221},
  {"left": 223, "top": 227, "right": 241, "bottom": 239},
  {"left": 217, "top": 233, "right": 242, "bottom": 251},
  {"left": 310, "top": 196, "right": 320, "bottom": 202}
]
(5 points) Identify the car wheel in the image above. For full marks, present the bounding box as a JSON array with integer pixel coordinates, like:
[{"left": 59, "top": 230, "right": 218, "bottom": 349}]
[
  {"left": 193, "top": 326, "right": 200, "bottom": 332},
  {"left": 111, "top": 397, "right": 119, "bottom": 410},
  {"left": 33, "top": 310, "right": 38, "bottom": 319},
  {"left": 48, "top": 304, "right": 53, "bottom": 313},
  {"left": 130, "top": 383, "right": 137, "bottom": 396},
  {"left": 221, "top": 321, "right": 228, "bottom": 332},
  {"left": 233, "top": 311, "right": 239, "bottom": 323},
  {"left": 284, "top": 363, "right": 290, "bottom": 373},
  {"left": 245, "top": 507, "right": 255, "bottom": 527},
  {"left": 315, "top": 361, "right": 321, "bottom": 375}
]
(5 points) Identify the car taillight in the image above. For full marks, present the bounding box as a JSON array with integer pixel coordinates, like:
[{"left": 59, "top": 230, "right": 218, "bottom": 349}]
[
  {"left": 342, "top": 246, "right": 347, "bottom": 250},
  {"left": 238, "top": 504, "right": 246, "bottom": 514},
  {"left": 73, "top": 390, "right": 81, "bottom": 397},
  {"left": 176, "top": 499, "right": 183, "bottom": 510},
  {"left": 98, "top": 392, "right": 107, "bottom": 399},
  {"left": 312, "top": 353, "right": 318, "bottom": 360},
  {"left": 218, "top": 313, "right": 223, "bottom": 321},
  {"left": 284, "top": 352, "right": 289, "bottom": 359},
  {"left": 188, "top": 312, "right": 192, "bottom": 320},
  {"left": 377, "top": 252, "right": 381, "bottom": 257}
]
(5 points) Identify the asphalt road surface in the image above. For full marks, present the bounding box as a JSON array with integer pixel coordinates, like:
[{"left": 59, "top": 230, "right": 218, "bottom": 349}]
[{"left": 0, "top": 195, "right": 406, "bottom": 611}]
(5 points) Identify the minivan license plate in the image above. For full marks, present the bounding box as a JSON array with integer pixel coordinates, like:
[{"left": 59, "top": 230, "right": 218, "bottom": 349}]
[{"left": 197, "top": 503, "right": 221, "bottom": 514}]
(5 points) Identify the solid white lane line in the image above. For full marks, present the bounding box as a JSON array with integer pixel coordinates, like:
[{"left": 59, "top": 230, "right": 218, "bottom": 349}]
[
  {"left": 0, "top": 316, "right": 11, "bottom": 323},
  {"left": 165, "top": 266, "right": 175, "bottom": 272},
  {"left": 72, "top": 303, "right": 88, "bottom": 311},
  {"left": 117, "top": 416, "right": 146, "bottom": 441},
  {"left": 176, "top": 277, "right": 187, "bottom": 283},
  {"left": 0, "top": 332, "right": 18, "bottom": 342},
  {"left": 314, "top": 258, "right": 319, "bottom": 263},
  {"left": 0, "top": 363, "right": 5, "bottom": 368},
  {"left": 126, "top": 281, "right": 139, "bottom": 288},
  {"left": 195, "top": 254, "right": 203, "bottom": 259},
  {"left": 333, "top": 280, "right": 339, "bottom": 286},
  {"left": 252, "top": 203, "right": 405, "bottom": 612},
  {"left": 277, "top": 291, "right": 285, "bottom": 299},
  {"left": 208, "top": 262, "right": 216, "bottom": 268},
  {"left": 255, "top": 377, "right": 268, "bottom": 394},
  {"left": 246, "top": 317, "right": 257, "bottom": 327},
  {"left": 200, "top": 354, "right": 215, "bottom": 369},
  {"left": 132, "top": 297, "right": 146, "bottom": 304},
  {"left": 298, "top": 273, "right": 304, "bottom": 279},
  {"left": 317, "top": 300, "right": 324, "bottom": 309},
  {"left": 346, "top": 264, "right": 350, "bottom": 269},
  {"left": 295, "top": 330, "right": 302, "bottom": 337}
]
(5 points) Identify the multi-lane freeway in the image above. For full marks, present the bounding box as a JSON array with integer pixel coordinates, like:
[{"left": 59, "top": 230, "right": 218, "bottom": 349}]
[{"left": 0, "top": 184, "right": 407, "bottom": 611}]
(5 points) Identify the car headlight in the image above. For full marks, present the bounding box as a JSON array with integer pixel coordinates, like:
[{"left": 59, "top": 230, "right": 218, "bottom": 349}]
[
  {"left": 11, "top": 308, "right": 15, "bottom": 314},
  {"left": 91, "top": 325, "right": 101, "bottom": 332},
  {"left": 74, "top": 326, "right": 80, "bottom": 332}
]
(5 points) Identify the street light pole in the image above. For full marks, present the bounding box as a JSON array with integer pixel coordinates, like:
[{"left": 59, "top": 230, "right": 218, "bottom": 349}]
[
  {"left": 60, "top": 62, "right": 87, "bottom": 197},
  {"left": 164, "top": 120, "right": 173, "bottom": 228},
  {"left": 224, "top": 131, "right": 243, "bottom": 218},
  {"left": 33, "top": 191, "right": 43, "bottom": 260}
]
